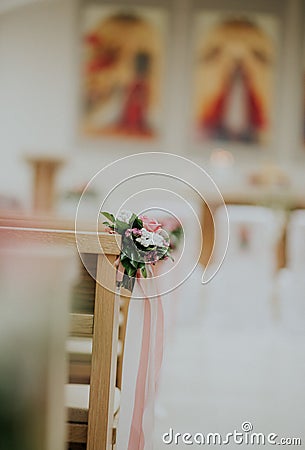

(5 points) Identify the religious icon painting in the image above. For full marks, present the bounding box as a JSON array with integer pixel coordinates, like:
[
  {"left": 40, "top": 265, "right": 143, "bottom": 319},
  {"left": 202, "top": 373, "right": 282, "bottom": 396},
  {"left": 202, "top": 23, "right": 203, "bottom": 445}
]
[
  {"left": 303, "top": 46, "right": 305, "bottom": 146},
  {"left": 81, "top": 5, "right": 167, "bottom": 140},
  {"left": 193, "top": 12, "right": 278, "bottom": 146}
]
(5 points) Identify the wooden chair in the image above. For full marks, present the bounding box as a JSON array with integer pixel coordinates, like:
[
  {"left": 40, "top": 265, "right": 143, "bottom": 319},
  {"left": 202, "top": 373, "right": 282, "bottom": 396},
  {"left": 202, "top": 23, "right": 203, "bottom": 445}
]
[
  {"left": 67, "top": 281, "right": 131, "bottom": 391},
  {"left": 0, "top": 223, "right": 122, "bottom": 450}
]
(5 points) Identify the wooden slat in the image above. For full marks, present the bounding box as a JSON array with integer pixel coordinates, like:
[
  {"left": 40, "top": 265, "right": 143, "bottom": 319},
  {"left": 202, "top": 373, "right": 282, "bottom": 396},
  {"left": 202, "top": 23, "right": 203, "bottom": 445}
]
[
  {"left": 67, "top": 423, "right": 88, "bottom": 443},
  {"left": 70, "top": 314, "right": 93, "bottom": 337},
  {"left": 0, "top": 226, "right": 121, "bottom": 255},
  {"left": 87, "top": 254, "right": 119, "bottom": 450},
  {"left": 77, "top": 232, "right": 120, "bottom": 255},
  {"left": 69, "top": 353, "right": 92, "bottom": 364},
  {"left": 72, "top": 255, "right": 97, "bottom": 314},
  {"left": 67, "top": 407, "right": 88, "bottom": 424},
  {"left": 69, "top": 364, "right": 91, "bottom": 385},
  {"left": 0, "top": 212, "right": 94, "bottom": 231}
]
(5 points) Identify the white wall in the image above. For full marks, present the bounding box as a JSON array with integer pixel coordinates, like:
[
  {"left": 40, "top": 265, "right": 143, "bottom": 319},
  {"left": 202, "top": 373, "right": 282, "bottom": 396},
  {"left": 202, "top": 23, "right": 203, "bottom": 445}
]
[
  {"left": 0, "top": 0, "right": 304, "bottom": 206},
  {"left": 0, "top": 0, "right": 78, "bottom": 204}
]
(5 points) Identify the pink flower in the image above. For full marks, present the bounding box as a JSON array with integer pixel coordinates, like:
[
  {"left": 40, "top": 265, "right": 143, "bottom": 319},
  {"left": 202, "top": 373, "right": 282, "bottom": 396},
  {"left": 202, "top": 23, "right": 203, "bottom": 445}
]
[
  {"left": 131, "top": 228, "right": 142, "bottom": 236},
  {"left": 161, "top": 217, "right": 180, "bottom": 232},
  {"left": 139, "top": 215, "right": 162, "bottom": 233},
  {"left": 125, "top": 228, "right": 142, "bottom": 237}
]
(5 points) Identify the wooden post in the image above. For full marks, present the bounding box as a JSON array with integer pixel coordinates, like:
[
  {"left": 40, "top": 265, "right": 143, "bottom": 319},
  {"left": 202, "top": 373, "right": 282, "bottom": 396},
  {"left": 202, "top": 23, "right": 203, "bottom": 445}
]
[
  {"left": 87, "top": 254, "right": 119, "bottom": 450},
  {"left": 26, "top": 156, "right": 64, "bottom": 213}
]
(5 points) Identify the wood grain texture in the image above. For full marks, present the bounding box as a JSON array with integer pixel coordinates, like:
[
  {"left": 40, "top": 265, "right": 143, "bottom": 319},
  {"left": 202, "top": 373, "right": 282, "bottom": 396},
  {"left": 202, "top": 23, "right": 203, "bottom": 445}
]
[
  {"left": 70, "top": 314, "right": 94, "bottom": 337},
  {"left": 67, "top": 407, "right": 88, "bottom": 424},
  {"left": 0, "top": 212, "right": 102, "bottom": 232},
  {"left": 87, "top": 254, "right": 119, "bottom": 450},
  {"left": 67, "top": 423, "right": 88, "bottom": 443},
  {"left": 69, "top": 364, "right": 91, "bottom": 385},
  {"left": 25, "top": 156, "right": 64, "bottom": 213},
  {"left": 0, "top": 226, "right": 121, "bottom": 255},
  {"left": 71, "top": 256, "right": 97, "bottom": 314},
  {"left": 0, "top": 224, "right": 123, "bottom": 450}
]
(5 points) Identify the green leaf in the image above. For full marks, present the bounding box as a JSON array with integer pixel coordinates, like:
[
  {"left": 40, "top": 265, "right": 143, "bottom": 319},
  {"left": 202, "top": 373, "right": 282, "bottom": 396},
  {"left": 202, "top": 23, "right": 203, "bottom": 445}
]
[
  {"left": 129, "top": 213, "right": 137, "bottom": 226},
  {"left": 141, "top": 266, "right": 147, "bottom": 278},
  {"left": 121, "top": 258, "right": 137, "bottom": 278},
  {"left": 115, "top": 220, "right": 129, "bottom": 234},
  {"left": 101, "top": 212, "right": 115, "bottom": 223},
  {"left": 122, "top": 274, "right": 136, "bottom": 292},
  {"left": 102, "top": 221, "right": 115, "bottom": 229},
  {"left": 126, "top": 265, "right": 137, "bottom": 277},
  {"left": 132, "top": 217, "right": 143, "bottom": 229}
]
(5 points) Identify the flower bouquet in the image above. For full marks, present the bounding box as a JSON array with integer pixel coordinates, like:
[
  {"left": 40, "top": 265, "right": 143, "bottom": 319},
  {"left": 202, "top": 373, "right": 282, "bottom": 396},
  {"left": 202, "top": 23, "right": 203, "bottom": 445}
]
[{"left": 101, "top": 210, "right": 172, "bottom": 291}]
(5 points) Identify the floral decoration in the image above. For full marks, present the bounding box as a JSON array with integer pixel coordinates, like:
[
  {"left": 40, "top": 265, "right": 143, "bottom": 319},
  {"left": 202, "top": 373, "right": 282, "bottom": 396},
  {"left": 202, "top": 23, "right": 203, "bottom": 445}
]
[{"left": 101, "top": 210, "right": 172, "bottom": 291}]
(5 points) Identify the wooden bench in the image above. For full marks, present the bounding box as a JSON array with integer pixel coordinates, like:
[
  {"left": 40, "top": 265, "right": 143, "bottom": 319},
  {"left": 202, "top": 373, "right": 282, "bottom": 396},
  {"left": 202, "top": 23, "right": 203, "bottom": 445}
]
[{"left": 0, "top": 223, "right": 124, "bottom": 450}]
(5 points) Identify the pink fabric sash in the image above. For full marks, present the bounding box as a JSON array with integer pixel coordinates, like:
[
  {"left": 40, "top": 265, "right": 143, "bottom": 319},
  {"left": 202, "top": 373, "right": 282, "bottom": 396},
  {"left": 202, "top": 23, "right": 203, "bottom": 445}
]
[
  {"left": 117, "top": 270, "right": 165, "bottom": 450},
  {"left": 127, "top": 279, "right": 151, "bottom": 450},
  {"left": 153, "top": 273, "right": 164, "bottom": 393}
]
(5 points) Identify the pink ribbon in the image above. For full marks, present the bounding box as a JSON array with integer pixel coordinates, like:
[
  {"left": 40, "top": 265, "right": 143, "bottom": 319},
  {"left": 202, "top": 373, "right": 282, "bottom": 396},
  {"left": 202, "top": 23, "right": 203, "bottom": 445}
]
[
  {"left": 128, "top": 275, "right": 151, "bottom": 450},
  {"left": 127, "top": 267, "right": 165, "bottom": 450},
  {"left": 115, "top": 257, "right": 125, "bottom": 283},
  {"left": 152, "top": 267, "right": 164, "bottom": 392}
]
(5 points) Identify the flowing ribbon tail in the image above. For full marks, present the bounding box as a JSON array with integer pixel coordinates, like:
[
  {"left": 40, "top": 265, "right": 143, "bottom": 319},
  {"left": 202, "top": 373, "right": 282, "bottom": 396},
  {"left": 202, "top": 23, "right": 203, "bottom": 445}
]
[
  {"left": 128, "top": 276, "right": 151, "bottom": 450},
  {"left": 115, "top": 257, "right": 125, "bottom": 283},
  {"left": 154, "top": 294, "right": 164, "bottom": 392},
  {"left": 152, "top": 266, "right": 165, "bottom": 392}
]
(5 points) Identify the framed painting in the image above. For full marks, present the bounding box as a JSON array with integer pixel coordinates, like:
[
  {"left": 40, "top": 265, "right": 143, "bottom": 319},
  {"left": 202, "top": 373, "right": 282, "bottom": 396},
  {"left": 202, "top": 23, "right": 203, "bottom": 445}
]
[
  {"left": 81, "top": 4, "right": 167, "bottom": 141},
  {"left": 192, "top": 12, "right": 278, "bottom": 146},
  {"left": 303, "top": 73, "right": 305, "bottom": 145}
]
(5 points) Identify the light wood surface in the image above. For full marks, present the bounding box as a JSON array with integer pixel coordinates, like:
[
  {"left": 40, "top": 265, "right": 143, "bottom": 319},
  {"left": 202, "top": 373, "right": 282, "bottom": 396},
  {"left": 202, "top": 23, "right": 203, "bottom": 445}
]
[
  {"left": 0, "top": 211, "right": 92, "bottom": 230},
  {"left": 0, "top": 225, "right": 121, "bottom": 255},
  {"left": 25, "top": 156, "right": 64, "bottom": 213},
  {"left": 87, "top": 254, "right": 119, "bottom": 450},
  {"left": 0, "top": 222, "right": 123, "bottom": 450},
  {"left": 68, "top": 408, "right": 89, "bottom": 424},
  {"left": 70, "top": 314, "right": 94, "bottom": 337},
  {"left": 68, "top": 423, "right": 88, "bottom": 444}
]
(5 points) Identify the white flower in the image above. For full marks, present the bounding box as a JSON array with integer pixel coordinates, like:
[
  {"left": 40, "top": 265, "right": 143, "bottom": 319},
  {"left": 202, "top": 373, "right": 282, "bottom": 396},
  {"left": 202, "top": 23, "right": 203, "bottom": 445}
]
[
  {"left": 136, "top": 228, "right": 154, "bottom": 247},
  {"left": 152, "top": 232, "right": 165, "bottom": 247},
  {"left": 136, "top": 228, "right": 165, "bottom": 248},
  {"left": 116, "top": 209, "right": 132, "bottom": 223}
]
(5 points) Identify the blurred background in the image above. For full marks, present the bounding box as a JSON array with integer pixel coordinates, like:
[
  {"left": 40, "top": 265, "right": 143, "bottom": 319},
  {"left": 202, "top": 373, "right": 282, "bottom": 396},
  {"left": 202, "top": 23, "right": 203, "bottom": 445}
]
[
  {"left": 0, "top": 0, "right": 304, "bottom": 208},
  {"left": 1, "top": 0, "right": 305, "bottom": 449}
]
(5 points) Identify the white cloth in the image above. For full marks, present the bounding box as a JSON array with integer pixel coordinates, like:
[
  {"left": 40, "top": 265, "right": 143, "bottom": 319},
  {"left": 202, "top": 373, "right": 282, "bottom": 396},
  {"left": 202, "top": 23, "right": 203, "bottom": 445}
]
[
  {"left": 277, "top": 210, "right": 305, "bottom": 334},
  {"left": 287, "top": 210, "right": 305, "bottom": 273},
  {"left": 116, "top": 274, "right": 164, "bottom": 450},
  {"left": 205, "top": 205, "right": 283, "bottom": 331}
]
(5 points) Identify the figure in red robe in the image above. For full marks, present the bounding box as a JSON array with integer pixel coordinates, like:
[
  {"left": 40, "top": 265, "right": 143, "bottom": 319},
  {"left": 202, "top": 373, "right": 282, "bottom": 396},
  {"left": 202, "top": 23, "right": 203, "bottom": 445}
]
[
  {"left": 119, "top": 52, "right": 152, "bottom": 135},
  {"left": 201, "top": 62, "right": 266, "bottom": 143}
]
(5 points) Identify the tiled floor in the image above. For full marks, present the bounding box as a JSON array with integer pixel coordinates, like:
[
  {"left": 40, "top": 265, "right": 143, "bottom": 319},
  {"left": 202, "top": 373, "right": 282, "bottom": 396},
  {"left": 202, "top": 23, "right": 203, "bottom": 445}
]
[{"left": 154, "top": 323, "right": 305, "bottom": 449}]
